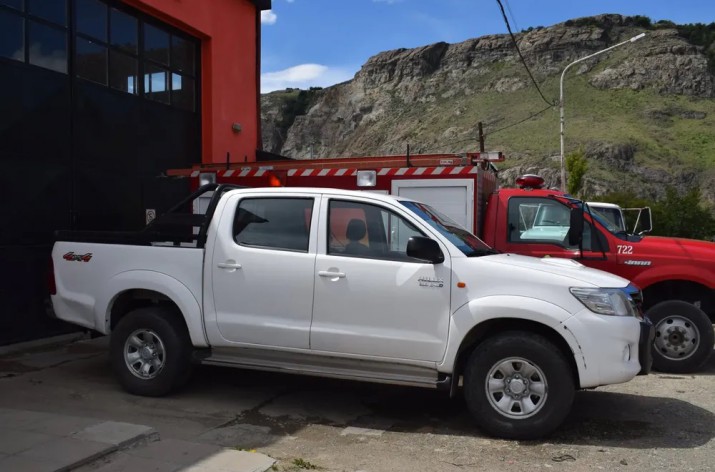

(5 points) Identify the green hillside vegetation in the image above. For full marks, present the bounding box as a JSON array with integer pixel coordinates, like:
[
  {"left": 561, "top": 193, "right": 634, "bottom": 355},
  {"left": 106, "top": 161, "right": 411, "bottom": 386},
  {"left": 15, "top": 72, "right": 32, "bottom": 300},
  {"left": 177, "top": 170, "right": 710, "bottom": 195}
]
[{"left": 262, "top": 16, "right": 715, "bottom": 235}]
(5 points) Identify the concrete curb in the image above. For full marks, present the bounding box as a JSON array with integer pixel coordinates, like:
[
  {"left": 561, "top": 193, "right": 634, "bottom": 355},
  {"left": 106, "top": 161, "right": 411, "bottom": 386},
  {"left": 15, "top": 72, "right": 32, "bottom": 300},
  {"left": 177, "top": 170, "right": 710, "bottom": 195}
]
[
  {"left": 56, "top": 426, "right": 159, "bottom": 472},
  {"left": 0, "top": 409, "right": 159, "bottom": 472},
  {"left": 0, "top": 332, "right": 90, "bottom": 357}
]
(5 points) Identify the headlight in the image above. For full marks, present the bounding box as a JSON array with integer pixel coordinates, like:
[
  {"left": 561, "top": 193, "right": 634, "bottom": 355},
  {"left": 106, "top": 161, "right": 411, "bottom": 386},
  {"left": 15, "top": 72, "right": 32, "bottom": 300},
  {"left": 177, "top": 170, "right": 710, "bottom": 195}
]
[{"left": 570, "top": 287, "right": 637, "bottom": 317}]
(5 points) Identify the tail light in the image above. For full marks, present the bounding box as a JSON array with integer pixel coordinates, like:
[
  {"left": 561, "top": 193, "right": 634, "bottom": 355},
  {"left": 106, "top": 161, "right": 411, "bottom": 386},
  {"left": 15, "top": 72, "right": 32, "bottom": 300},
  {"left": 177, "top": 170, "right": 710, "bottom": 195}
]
[{"left": 48, "top": 257, "right": 56, "bottom": 295}]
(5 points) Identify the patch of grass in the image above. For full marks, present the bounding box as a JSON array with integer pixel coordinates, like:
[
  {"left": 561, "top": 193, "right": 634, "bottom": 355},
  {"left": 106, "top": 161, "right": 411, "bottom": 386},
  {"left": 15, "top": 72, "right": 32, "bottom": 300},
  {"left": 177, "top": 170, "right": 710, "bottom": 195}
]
[{"left": 292, "top": 458, "right": 318, "bottom": 470}]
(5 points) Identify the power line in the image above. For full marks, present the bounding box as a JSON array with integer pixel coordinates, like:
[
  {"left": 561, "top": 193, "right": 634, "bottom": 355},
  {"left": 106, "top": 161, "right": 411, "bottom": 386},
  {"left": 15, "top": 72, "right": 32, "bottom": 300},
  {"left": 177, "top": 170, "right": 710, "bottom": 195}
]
[
  {"left": 503, "top": 0, "right": 519, "bottom": 33},
  {"left": 485, "top": 104, "right": 553, "bottom": 137},
  {"left": 495, "top": 0, "right": 555, "bottom": 107}
]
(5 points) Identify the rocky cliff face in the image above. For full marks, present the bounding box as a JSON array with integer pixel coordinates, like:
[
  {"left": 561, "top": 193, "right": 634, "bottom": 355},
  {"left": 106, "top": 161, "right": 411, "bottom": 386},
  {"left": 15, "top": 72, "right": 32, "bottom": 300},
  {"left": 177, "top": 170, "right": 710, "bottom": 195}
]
[{"left": 261, "top": 15, "right": 715, "bottom": 205}]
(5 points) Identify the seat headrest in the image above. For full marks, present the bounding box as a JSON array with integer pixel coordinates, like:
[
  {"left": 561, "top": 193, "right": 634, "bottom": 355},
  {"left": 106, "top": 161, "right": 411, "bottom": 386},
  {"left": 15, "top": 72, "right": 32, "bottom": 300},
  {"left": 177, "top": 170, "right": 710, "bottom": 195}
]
[{"left": 346, "top": 219, "right": 367, "bottom": 242}]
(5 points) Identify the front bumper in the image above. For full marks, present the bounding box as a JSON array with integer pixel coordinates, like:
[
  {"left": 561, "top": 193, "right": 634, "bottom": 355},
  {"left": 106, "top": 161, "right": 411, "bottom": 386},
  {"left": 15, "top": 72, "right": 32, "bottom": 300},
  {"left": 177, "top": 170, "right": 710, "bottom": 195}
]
[
  {"left": 562, "top": 309, "right": 651, "bottom": 389},
  {"left": 638, "top": 317, "right": 655, "bottom": 375}
]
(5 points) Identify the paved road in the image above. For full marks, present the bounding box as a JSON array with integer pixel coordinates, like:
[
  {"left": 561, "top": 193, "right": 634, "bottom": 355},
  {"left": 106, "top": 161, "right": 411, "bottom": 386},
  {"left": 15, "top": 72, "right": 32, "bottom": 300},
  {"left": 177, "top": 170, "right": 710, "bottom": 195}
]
[{"left": 1, "top": 338, "right": 713, "bottom": 471}]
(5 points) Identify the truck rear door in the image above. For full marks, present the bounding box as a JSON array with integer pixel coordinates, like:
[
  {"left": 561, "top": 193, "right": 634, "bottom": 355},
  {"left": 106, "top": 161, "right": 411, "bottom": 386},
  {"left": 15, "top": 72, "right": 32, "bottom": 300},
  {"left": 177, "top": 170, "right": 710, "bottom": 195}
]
[{"left": 205, "top": 192, "right": 319, "bottom": 349}]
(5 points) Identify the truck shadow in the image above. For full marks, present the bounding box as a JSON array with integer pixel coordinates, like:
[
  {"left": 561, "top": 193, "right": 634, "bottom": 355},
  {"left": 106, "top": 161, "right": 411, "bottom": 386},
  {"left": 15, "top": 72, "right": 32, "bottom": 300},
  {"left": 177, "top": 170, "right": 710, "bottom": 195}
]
[{"left": 190, "top": 366, "right": 714, "bottom": 450}]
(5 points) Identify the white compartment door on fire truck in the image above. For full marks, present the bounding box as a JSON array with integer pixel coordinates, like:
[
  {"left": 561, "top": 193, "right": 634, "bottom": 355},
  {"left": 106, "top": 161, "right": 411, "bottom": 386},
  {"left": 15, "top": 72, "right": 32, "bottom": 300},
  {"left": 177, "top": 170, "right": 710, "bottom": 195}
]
[{"left": 391, "top": 179, "right": 474, "bottom": 233}]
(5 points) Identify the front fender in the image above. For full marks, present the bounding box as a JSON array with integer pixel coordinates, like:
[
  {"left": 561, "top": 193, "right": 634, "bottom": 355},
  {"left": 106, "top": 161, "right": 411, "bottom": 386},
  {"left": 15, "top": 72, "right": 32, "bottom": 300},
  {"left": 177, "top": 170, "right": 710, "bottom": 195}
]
[
  {"left": 96, "top": 270, "right": 208, "bottom": 347},
  {"left": 631, "top": 265, "right": 714, "bottom": 292},
  {"left": 438, "top": 295, "right": 584, "bottom": 376}
]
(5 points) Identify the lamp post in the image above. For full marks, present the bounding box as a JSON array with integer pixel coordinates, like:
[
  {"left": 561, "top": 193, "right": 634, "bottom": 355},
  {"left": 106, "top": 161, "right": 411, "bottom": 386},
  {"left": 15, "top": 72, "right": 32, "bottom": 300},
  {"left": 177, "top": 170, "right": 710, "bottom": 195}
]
[{"left": 559, "top": 32, "right": 646, "bottom": 192}]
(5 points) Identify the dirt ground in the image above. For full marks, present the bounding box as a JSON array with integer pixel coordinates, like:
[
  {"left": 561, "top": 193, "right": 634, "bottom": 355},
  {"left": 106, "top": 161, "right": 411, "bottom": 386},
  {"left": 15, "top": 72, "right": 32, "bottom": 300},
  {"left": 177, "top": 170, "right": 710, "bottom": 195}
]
[{"left": 0, "top": 337, "right": 713, "bottom": 472}]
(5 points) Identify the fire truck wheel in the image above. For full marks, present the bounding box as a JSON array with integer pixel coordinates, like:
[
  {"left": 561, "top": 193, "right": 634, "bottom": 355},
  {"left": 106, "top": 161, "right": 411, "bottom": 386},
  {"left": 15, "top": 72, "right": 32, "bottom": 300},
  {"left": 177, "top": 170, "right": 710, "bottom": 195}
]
[
  {"left": 648, "top": 300, "right": 714, "bottom": 373},
  {"left": 463, "top": 331, "right": 574, "bottom": 439},
  {"left": 110, "top": 306, "right": 193, "bottom": 397}
]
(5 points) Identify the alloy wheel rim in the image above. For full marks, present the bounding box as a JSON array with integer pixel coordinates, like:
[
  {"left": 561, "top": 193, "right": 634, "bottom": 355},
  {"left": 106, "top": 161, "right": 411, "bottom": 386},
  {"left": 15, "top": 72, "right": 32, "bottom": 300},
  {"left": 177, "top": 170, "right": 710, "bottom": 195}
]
[
  {"left": 124, "top": 329, "right": 166, "bottom": 380},
  {"left": 485, "top": 357, "right": 548, "bottom": 419}
]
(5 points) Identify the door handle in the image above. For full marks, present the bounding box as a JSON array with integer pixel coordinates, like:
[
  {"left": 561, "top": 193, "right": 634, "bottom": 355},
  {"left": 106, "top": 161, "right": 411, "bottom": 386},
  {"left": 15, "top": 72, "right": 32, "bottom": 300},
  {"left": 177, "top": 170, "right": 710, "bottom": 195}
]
[
  {"left": 318, "top": 270, "right": 346, "bottom": 278},
  {"left": 217, "top": 262, "right": 242, "bottom": 270}
]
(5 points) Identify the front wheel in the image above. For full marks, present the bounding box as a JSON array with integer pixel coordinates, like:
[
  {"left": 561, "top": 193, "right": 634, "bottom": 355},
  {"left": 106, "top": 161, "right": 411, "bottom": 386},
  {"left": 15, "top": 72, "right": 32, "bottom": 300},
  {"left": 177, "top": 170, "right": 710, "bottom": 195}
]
[
  {"left": 463, "top": 331, "right": 575, "bottom": 440},
  {"left": 648, "top": 300, "right": 714, "bottom": 373}
]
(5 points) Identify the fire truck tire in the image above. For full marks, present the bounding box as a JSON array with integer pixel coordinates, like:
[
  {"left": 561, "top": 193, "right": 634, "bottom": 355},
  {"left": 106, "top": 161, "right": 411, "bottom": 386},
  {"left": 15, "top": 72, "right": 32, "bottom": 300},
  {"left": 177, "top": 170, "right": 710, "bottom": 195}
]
[
  {"left": 463, "top": 331, "right": 574, "bottom": 439},
  {"left": 110, "top": 306, "right": 193, "bottom": 397},
  {"left": 648, "top": 300, "right": 714, "bottom": 373}
]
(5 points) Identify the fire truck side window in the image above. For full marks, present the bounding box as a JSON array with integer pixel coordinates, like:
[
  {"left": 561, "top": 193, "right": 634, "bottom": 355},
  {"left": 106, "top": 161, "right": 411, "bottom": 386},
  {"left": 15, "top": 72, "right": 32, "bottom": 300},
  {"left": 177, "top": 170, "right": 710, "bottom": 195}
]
[
  {"left": 507, "top": 197, "right": 600, "bottom": 251},
  {"left": 328, "top": 200, "right": 425, "bottom": 261},
  {"left": 232, "top": 198, "right": 313, "bottom": 252}
]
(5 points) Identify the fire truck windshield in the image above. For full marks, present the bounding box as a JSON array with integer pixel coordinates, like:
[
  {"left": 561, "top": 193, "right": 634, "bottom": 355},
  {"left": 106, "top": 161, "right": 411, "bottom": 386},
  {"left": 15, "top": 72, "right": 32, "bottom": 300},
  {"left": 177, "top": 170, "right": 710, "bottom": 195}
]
[{"left": 401, "top": 201, "right": 497, "bottom": 257}]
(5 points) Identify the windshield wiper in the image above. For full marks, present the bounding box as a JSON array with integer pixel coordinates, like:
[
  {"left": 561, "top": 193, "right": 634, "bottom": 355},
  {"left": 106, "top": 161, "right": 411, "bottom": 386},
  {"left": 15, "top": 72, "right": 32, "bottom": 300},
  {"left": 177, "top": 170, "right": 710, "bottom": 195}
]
[{"left": 468, "top": 248, "right": 500, "bottom": 257}]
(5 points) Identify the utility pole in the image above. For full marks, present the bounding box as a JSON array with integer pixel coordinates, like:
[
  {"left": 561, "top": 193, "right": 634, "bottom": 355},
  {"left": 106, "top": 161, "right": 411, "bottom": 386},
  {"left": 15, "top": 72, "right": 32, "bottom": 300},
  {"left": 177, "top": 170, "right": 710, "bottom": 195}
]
[
  {"left": 560, "top": 32, "right": 646, "bottom": 192},
  {"left": 478, "top": 122, "right": 485, "bottom": 153}
]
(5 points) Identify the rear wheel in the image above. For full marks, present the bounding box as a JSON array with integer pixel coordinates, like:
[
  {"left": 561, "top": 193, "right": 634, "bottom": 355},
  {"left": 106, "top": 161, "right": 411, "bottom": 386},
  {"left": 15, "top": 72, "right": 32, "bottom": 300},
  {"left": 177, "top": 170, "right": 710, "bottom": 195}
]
[
  {"left": 463, "top": 332, "right": 574, "bottom": 439},
  {"left": 110, "top": 306, "right": 193, "bottom": 396},
  {"left": 648, "top": 300, "right": 714, "bottom": 373}
]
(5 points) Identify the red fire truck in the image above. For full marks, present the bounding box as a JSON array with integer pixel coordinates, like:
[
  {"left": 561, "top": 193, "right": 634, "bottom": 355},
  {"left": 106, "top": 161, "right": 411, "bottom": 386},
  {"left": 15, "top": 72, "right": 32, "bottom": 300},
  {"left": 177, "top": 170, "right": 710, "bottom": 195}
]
[{"left": 169, "top": 152, "right": 715, "bottom": 373}]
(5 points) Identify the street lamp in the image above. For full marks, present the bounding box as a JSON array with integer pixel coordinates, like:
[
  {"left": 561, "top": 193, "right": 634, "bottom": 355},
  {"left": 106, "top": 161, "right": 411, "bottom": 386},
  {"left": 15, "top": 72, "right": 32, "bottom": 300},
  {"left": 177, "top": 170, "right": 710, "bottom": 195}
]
[{"left": 559, "top": 32, "right": 646, "bottom": 192}]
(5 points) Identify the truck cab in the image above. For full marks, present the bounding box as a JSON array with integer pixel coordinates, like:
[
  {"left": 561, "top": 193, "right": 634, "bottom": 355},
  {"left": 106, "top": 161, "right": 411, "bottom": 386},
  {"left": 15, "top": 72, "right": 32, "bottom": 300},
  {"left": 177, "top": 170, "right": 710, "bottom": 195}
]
[{"left": 482, "top": 177, "right": 715, "bottom": 372}]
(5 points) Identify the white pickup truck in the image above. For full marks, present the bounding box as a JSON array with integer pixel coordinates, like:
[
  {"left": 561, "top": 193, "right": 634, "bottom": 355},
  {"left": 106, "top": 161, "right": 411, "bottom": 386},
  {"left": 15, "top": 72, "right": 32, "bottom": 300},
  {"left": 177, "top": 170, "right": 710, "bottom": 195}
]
[{"left": 50, "top": 185, "right": 652, "bottom": 439}]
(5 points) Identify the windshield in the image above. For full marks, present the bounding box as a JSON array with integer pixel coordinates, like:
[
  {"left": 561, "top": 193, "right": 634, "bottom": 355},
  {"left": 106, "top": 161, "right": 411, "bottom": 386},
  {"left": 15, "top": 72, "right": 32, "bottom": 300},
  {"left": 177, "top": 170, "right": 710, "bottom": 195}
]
[{"left": 400, "top": 201, "right": 495, "bottom": 257}]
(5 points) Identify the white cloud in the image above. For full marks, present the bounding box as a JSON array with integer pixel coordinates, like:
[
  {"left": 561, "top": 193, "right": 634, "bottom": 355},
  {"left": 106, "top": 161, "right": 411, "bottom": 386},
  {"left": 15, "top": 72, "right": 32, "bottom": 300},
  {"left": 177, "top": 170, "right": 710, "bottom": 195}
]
[
  {"left": 261, "top": 64, "right": 355, "bottom": 93},
  {"left": 373, "top": 0, "right": 404, "bottom": 4},
  {"left": 261, "top": 10, "right": 277, "bottom": 25}
]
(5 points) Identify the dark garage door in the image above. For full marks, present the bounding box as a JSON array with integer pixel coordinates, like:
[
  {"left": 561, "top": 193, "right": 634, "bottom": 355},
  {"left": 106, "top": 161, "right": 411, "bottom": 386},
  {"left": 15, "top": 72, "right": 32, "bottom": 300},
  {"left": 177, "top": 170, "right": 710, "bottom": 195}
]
[{"left": 0, "top": 0, "right": 200, "bottom": 344}]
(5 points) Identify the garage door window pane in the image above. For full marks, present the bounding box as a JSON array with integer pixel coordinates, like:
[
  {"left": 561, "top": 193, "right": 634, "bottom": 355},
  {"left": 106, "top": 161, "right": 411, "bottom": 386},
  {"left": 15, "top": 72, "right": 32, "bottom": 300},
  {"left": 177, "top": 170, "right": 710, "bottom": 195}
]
[
  {"left": 27, "top": 0, "right": 66, "bottom": 26},
  {"left": 144, "top": 64, "right": 168, "bottom": 103},
  {"left": 0, "top": 10, "right": 24, "bottom": 61},
  {"left": 76, "top": 0, "right": 107, "bottom": 42},
  {"left": 28, "top": 21, "right": 67, "bottom": 73},
  {"left": 171, "top": 35, "right": 194, "bottom": 73},
  {"left": 144, "top": 23, "right": 168, "bottom": 65},
  {"left": 109, "top": 49, "right": 137, "bottom": 94},
  {"left": 110, "top": 8, "right": 136, "bottom": 54},
  {"left": 76, "top": 37, "right": 107, "bottom": 84},
  {"left": 0, "top": 0, "right": 23, "bottom": 11},
  {"left": 171, "top": 73, "right": 194, "bottom": 111}
]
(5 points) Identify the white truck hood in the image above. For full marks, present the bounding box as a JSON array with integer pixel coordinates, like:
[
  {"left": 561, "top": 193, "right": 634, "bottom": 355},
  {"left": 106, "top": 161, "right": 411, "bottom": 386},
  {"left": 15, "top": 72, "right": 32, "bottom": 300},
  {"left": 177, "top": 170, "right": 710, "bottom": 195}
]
[{"left": 479, "top": 253, "right": 630, "bottom": 288}]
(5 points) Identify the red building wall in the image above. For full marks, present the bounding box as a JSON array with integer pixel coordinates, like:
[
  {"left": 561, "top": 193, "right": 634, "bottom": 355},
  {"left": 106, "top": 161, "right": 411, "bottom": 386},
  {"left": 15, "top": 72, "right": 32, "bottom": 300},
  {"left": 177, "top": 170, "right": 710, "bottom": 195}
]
[{"left": 123, "top": 0, "right": 267, "bottom": 164}]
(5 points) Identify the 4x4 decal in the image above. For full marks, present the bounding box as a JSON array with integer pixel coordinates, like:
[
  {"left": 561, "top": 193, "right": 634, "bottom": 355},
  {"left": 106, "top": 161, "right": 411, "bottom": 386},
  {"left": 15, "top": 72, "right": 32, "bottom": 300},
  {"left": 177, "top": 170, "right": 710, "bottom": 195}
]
[{"left": 63, "top": 252, "right": 93, "bottom": 262}]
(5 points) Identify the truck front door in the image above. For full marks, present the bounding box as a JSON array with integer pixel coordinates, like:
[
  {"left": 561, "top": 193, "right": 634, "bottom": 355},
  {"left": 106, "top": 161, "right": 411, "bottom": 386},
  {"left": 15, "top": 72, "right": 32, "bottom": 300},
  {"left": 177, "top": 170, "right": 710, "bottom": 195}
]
[
  {"left": 502, "top": 196, "right": 617, "bottom": 273},
  {"left": 207, "top": 193, "right": 318, "bottom": 349},
  {"left": 311, "top": 197, "right": 451, "bottom": 362}
]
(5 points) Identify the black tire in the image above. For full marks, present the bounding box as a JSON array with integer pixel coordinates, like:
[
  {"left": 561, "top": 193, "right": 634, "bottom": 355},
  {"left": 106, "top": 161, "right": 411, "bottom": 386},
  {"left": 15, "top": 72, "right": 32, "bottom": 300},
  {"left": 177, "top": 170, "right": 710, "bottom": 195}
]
[
  {"left": 463, "top": 331, "right": 575, "bottom": 440},
  {"left": 110, "top": 306, "right": 193, "bottom": 397},
  {"left": 648, "top": 300, "right": 714, "bottom": 373}
]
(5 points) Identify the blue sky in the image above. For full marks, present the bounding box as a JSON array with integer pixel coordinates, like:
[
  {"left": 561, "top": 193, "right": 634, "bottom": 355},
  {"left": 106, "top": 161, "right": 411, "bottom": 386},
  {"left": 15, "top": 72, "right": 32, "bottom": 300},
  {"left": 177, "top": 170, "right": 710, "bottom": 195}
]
[{"left": 260, "top": 0, "right": 715, "bottom": 92}]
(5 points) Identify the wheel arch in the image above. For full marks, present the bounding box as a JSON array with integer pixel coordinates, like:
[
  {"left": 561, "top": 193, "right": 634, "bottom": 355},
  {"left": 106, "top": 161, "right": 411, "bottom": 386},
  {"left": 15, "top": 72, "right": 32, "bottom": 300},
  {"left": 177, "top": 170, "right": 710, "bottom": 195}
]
[
  {"left": 642, "top": 279, "right": 714, "bottom": 322},
  {"left": 98, "top": 270, "right": 208, "bottom": 347},
  {"left": 453, "top": 318, "right": 580, "bottom": 389}
]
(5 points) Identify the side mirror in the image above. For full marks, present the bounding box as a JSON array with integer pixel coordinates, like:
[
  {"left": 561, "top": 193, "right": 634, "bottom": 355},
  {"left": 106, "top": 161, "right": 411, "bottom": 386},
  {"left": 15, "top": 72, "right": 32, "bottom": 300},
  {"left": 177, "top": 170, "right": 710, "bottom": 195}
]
[
  {"left": 407, "top": 237, "right": 445, "bottom": 264},
  {"left": 637, "top": 207, "right": 653, "bottom": 235},
  {"left": 568, "top": 207, "right": 584, "bottom": 246}
]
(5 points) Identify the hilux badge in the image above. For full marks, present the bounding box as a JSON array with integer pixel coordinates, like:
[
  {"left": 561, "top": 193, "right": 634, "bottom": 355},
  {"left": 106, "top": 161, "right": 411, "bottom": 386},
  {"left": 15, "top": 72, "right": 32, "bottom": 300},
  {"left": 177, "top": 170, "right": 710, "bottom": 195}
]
[{"left": 418, "top": 277, "right": 444, "bottom": 288}]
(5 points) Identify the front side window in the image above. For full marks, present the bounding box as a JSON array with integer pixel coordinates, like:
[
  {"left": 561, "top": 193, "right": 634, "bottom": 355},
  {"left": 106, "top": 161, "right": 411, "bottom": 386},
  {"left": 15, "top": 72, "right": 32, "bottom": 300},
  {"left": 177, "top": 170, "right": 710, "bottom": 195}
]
[
  {"left": 507, "top": 197, "right": 605, "bottom": 251},
  {"left": 328, "top": 200, "right": 425, "bottom": 261},
  {"left": 233, "top": 198, "right": 313, "bottom": 252}
]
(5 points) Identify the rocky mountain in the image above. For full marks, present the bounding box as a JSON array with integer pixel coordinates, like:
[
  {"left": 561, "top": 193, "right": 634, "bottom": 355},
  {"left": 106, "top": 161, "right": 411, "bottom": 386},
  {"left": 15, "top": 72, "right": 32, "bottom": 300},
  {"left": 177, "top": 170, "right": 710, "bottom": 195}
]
[{"left": 261, "top": 15, "right": 715, "bottom": 207}]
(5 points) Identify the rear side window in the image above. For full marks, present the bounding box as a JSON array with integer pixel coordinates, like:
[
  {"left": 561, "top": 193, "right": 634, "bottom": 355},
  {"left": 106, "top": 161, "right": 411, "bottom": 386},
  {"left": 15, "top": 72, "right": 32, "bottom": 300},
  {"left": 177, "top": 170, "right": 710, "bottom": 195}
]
[{"left": 232, "top": 198, "right": 313, "bottom": 252}]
